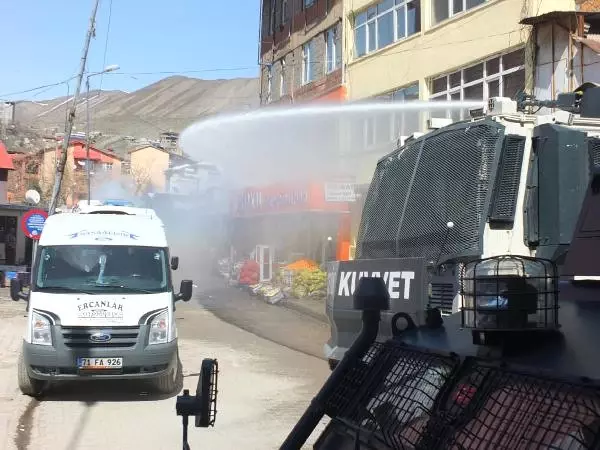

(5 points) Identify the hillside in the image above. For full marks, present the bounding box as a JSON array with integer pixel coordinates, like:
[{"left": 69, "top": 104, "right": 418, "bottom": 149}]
[{"left": 11, "top": 75, "right": 260, "bottom": 155}]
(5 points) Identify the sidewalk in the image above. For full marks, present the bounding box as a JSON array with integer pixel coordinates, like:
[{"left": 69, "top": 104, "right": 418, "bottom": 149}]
[{"left": 0, "top": 292, "right": 30, "bottom": 450}]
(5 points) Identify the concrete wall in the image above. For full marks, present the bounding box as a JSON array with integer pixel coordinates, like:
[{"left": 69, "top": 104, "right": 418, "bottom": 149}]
[{"left": 130, "top": 147, "right": 170, "bottom": 193}]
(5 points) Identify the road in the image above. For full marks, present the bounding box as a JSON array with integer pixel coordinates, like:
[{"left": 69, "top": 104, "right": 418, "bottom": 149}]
[
  {"left": 192, "top": 275, "right": 331, "bottom": 360},
  {"left": 0, "top": 286, "right": 331, "bottom": 450}
]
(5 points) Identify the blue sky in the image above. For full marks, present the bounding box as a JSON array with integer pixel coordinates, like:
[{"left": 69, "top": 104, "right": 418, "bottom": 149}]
[{"left": 0, "top": 0, "right": 261, "bottom": 101}]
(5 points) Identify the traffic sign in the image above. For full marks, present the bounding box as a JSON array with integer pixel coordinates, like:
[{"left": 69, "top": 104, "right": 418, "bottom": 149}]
[{"left": 21, "top": 209, "right": 48, "bottom": 240}]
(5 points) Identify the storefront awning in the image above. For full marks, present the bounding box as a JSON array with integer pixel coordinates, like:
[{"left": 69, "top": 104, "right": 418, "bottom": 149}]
[{"left": 0, "top": 142, "right": 14, "bottom": 170}]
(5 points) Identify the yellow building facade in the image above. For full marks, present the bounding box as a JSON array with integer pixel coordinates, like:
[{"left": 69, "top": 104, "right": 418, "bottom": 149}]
[
  {"left": 344, "top": 0, "right": 577, "bottom": 100},
  {"left": 340, "top": 0, "right": 579, "bottom": 182}
]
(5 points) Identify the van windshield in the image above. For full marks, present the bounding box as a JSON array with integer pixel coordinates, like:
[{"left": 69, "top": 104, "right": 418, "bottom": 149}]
[{"left": 34, "top": 245, "right": 169, "bottom": 294}]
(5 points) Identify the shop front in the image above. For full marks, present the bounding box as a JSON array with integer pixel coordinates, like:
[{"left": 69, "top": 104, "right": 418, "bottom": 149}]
[{"left": 229, "top": 182, "right": 354, "bottom": 282}]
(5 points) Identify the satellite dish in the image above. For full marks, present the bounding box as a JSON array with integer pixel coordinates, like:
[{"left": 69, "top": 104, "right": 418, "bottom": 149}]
[{"left": 25, "top": 190, "right": 41, "bottom": 205}]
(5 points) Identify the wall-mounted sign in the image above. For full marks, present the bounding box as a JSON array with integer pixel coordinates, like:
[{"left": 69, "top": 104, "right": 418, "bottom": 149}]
[
  {"left": 21, "top": 209, "right": 48, "bottom": 240},
  {"left": 232, "top": 183, "right": 352, "bottom": 217},
  {"left": 325, "top": 182, "right": 357, "bottom": 202}
]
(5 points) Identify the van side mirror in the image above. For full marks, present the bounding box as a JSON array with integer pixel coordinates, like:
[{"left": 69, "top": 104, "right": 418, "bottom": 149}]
[
  {"left": 10, "top": 278, "right": 27, "bottom": 302},
  {"left": 177, "top": 279, "right": 193, "bottom": 302},
  {"left": 171, "top": 256, "right": 179, "bottom": 271}
]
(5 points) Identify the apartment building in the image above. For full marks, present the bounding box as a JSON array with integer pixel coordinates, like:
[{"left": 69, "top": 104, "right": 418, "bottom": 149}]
[
  {"left": 259, "top": 0, "right": 346, "bottom": 104},
  {"left": 341, "top": 0, "right": 574, "bottom": 155}
]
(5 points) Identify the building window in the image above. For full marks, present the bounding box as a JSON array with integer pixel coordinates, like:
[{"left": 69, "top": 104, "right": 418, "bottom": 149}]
[
  {"left": 304, "top": 0, "right": 315, "bottom": 8},
  {"left": 79, "top": 160, "right": 95, "bottom": 171},
  {"left": 354, "top": 0, "right": 421, "bottom": 59},
  {"left": 101, "top": 162, "right": 113, "bottom": 172},
  {"left": 326, "top": 26, "right": 342, "bottom": 73},
  {"left": 302, "top": 40, "right": 316, "bottom": 85},
  {"left": 429, "top": 48, "right": 525, "bottom": 121},
  {"left": 282, "top": 0, "right": 288, "bottom": 24},
  {"left": 280, "top": 60, "right": 288, "bottom": 96},
  {"left": 362, "top": 82, "right": 420, "bottom": 150},
  {"left": 433, "top": 0, "right": 485, "bottom": 25}
]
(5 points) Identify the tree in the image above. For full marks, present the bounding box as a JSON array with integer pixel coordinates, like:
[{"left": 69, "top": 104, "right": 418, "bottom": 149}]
[{"left": 129, "top": 165, "right": 154, "bottom": 195}]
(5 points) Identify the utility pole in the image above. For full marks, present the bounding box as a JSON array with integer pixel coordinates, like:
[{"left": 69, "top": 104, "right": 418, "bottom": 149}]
[{"left": 47, "top": 0, "right": 101, "bottom": 215}]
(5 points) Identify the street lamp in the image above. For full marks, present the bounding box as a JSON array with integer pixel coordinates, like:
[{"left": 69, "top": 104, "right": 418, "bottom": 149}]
[{"left": 86, "top": 64, "right": 120, "bottom": 204}]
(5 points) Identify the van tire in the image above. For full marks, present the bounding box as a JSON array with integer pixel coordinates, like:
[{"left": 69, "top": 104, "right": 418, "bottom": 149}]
[
  {"left": 18, "top": 350, "right": 47, "bottom": 397},
  {"left": 151, "top": 353, "right": 183, "bottom": 395}
]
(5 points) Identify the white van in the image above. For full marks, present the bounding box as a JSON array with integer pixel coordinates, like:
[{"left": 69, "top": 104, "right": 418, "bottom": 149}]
[{"left": 11, "top": 205, "right": 193, "bottom": 397}]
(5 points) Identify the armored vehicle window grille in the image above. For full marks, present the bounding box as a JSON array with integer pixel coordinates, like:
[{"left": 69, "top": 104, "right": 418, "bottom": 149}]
[
  {"left": 427, "top": 361, "right": 600, "bottom": 449},
  {"left": 320, "top": 344, "right": 600, "bottom": 450},
  {"left": 324, "top": 341, "right": 460, "bottom": 449},
  {"left": 488, "top": 135, "right": 526, "bottom": 226},
  {"left": 357, "top": 120, "right": 504, "bottom": 261},
  {"left": 357, "top": 143, "right": 421, "bottom": 259}
]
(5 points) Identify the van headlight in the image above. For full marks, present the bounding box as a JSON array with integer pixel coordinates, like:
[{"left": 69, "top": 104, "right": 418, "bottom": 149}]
[
  {"left": 31, "top": 311, "right": 52, "bottom": 346},
  {"left": 149, "top": 310, "right": 169, "bottom": 345}
]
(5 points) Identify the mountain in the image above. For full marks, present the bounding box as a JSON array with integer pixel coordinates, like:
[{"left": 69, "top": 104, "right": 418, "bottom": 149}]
[{"left": 10, "top": 75, "right": 260, "bottom": 155}]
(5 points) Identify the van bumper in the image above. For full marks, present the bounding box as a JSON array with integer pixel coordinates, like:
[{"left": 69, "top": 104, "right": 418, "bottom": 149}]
[{"left": 22, "top": 338, "right": 178, "bottom": 381}]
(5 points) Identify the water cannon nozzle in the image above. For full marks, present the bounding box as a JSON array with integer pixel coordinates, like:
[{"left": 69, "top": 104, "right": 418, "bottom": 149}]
[{"left": 353, "top": 277, "right": 390, "bottom": 312}]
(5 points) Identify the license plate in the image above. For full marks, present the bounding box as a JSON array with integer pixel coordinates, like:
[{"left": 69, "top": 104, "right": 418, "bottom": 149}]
[{"left": 77, "top": 357, "right": 123, "bottom": 369}]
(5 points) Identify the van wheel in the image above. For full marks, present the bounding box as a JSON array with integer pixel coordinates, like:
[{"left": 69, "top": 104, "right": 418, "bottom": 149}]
[
  {"left": 18, "top": 351, "right": 47, "bottom": 397},
  {"left": 152, "top": 353, "right": 183, "bottom": 395}
]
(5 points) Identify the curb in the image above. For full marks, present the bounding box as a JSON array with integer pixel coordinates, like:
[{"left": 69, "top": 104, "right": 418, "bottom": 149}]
[
  {"left": 277, "top": 299, "right": 328, "bottom": 324},
  {"left": 217, "top": 278, "right": 328, "bottom": 323}
]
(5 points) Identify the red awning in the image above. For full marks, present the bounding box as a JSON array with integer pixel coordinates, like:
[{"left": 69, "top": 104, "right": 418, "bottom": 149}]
[
  {"left": 0, "top": 142, "right": 14, "bottom": 170},
  {"left": 73, "top": 147, "right": 101, "bottom": 161}
]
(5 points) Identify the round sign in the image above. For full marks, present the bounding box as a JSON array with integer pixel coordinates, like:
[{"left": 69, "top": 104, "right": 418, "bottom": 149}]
[{"left": 21, "top": 209, "right": 48, "bottom": 240}]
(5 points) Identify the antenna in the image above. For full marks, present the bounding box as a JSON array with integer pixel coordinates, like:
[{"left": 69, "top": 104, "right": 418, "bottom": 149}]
[{"left": 433, "top": 221, "right": 454, "bottom": 268}]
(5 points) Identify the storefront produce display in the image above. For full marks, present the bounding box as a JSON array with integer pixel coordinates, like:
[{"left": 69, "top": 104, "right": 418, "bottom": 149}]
[{"left": 238, "top": 258, "right": 260, "bottom": 286}]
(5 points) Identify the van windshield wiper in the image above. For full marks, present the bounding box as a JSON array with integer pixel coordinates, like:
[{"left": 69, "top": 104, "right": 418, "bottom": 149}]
[{"left": 36, "top": 286, "right": 98, "bottom": 295}]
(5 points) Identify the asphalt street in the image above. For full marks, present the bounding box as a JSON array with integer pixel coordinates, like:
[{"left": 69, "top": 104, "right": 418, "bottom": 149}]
[
  {"left": 191, "top": 274, "right": 331, "bottom": 361},
  {"left": 0, "top": 284, "right": 331, "bottom": 450}
]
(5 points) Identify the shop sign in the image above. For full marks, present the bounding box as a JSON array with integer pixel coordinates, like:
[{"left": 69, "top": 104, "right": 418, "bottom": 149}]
[
  {"left": 325, "top": 182, "right": 357, "bottom": 203},
  {"left": 237, "top": 188, "right": 309, "bottom": 213}
]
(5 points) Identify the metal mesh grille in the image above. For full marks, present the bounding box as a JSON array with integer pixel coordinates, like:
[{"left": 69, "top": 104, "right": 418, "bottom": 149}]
[
  {"left": 589, "top": 138, "right": 600, "bottom": 172},
  {"left": 489, "top": 135, "right": 526, "bottom": 224},
  {"left": 319, "top": 344, "right": 600, "bottom": 450},
  {"left": 357, "top": 120, "right": 504, "bottom": 261},
  {"left": 428, "top": 362, "right": 600, "bottom": 450},
  {"left": 324, "top": 341, "right": 460, "bottom": 449},
  {"left": 429, "top": 283, "right": 454, "bottom": 315},
  {"left": 356, "top": 142, "right": 421, "bottom": 259}
]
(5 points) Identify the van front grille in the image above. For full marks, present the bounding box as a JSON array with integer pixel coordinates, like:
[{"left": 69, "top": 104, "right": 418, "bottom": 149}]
[{"left": 61, "top": 326, "right": 140, "bottom": 348}]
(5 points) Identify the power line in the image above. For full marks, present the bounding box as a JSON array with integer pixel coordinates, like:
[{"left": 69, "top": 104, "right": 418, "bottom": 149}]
[
  {"left": 0, "top": 27, "right": 524, "bottom": 101},
  {"left": 0, "top": 67, "right": 259, "bottom": 99},
  {"left": 107, "top": 67, "right": 259, "bottom": 76},
  {"left": 0, "top": 77, "right": 77, "bottom": 99}
]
